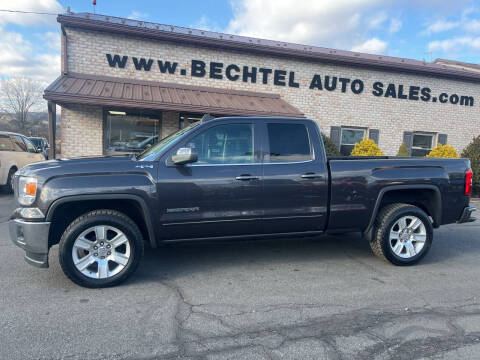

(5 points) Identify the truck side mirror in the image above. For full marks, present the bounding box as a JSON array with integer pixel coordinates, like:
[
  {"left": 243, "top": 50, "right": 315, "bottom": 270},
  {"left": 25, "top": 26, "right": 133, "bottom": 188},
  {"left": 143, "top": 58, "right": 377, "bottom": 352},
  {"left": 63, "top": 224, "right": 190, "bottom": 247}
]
[{"left": 172, "top": 147, "right": 198, "bottom": 165}]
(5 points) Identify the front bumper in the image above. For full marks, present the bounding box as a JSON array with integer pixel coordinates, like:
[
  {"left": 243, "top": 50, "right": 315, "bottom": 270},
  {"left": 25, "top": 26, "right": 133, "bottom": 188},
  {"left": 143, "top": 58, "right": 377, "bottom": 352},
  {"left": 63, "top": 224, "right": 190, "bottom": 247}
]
[
  {"left": 9, "top": 219, "right": 51, "bottom": 268},
  {"left": 458, "top": 206, "right": 476, "bottom": 224}
]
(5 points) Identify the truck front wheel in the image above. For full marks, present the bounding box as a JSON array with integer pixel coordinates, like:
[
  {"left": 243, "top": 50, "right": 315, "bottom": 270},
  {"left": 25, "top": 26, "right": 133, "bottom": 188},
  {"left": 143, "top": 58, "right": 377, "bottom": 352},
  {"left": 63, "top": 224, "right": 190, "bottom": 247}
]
[
  {"left": 59, "top": 210, "right": 144, "bottom": 288},
  {"left": 370, "top": 203, "right": 433, "bottom": 265}
]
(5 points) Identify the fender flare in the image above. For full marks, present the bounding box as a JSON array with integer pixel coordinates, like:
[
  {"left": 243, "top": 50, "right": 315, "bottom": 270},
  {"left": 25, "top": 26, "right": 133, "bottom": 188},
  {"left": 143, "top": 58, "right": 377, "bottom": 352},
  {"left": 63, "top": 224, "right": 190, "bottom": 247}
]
[
  {"left": 46, "top": 194, "right": 157, "bottom": 248},
  {"left": 364, "top": 184, "right": 442, "bottom": 237}
]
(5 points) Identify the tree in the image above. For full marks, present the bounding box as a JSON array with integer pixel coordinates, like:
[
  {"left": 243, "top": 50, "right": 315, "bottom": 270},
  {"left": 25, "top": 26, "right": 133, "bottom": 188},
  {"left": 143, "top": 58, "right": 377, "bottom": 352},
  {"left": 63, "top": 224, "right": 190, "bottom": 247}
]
[
  {"left": 462, "top": 136, "right": 480, "bottom": 195},
  {"left": 0, "top": 76, "right": 43, "bottom": 133},
  {"left": 397, "top": 142, "right": 409, "bottom": 156},
  {"left": 321, "top": 133, "right": 340, "bottom": 157},
  {"left": 350, "top": 138, "right": 384, "bottom": 156},
  {"left": 427, "top": 144, "right": 459, "bottom": 158}
]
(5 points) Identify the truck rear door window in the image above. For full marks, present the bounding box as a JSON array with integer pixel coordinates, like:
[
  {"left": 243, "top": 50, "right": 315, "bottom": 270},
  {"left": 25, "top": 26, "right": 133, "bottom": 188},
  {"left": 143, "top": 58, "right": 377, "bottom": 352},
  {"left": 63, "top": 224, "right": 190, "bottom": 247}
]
[{"left": 267, "top": 123, "right": 311, "bottom": 162}]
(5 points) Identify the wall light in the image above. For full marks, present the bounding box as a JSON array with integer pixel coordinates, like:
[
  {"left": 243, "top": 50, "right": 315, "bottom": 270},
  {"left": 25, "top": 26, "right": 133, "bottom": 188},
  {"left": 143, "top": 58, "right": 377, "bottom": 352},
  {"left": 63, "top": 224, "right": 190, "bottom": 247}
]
[{"left": 108, "top": 110, "right": 127, "bottom": 115}]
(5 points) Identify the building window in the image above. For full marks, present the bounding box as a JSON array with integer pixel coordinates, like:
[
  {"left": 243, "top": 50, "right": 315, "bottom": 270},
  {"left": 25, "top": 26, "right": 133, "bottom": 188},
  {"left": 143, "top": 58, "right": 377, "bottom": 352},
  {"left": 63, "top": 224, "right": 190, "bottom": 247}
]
[
  {"left": 412, "top": 132, "right": 435, "bottom": 157},
  {"left": 340, "top": 127, "right": 366, "bottom": 156},
  {"left": 179, "top": 113, "right": 203, "bottom": 129},
  {"left": 105, "top": 109, "right": 161, "bottom": 154}
]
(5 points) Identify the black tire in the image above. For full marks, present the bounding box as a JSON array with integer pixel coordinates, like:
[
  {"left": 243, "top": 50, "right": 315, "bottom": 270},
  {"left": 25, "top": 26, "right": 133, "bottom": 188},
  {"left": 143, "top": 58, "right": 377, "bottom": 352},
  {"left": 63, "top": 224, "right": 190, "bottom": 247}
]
[
  {"left": 5, "top": 167, "right": 16, "bottom": 194},
  {"left": 59, "top": 210, "right": 144, "bottom": 288},
  {"left": 370, "top": 203, "right": 433, "bottom": 266}
]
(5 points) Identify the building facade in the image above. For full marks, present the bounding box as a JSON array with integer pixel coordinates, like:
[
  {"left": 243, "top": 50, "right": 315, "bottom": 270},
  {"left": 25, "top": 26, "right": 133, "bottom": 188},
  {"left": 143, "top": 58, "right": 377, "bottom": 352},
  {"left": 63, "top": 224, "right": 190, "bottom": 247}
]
[{"left": 45, "top": 12, "right": 480, "bottom": 158}]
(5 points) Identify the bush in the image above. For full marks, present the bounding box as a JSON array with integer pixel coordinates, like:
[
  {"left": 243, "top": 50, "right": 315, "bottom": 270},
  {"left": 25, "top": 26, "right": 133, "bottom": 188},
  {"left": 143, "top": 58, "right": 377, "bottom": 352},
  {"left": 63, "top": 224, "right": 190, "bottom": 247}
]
[
  {"left": 462, "top": 136, "right": 480, "bottom": 195},
  {"left": 397, "top": 142, "right": 409, "bottom": 156},
  {"left": 350, "top": 138, "right": 384, "bottom": 156},
  {"left": 322, "top": 133, "right": 340, "bottom": 157},
  {"left": 426, "top": 144, "right": 459, "bottom": 158}
]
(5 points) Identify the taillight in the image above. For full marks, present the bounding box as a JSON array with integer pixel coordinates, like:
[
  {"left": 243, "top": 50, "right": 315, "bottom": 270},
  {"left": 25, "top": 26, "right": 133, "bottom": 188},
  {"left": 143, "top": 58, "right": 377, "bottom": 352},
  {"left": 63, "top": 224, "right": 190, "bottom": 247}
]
[{"left": 465, "top": 169, "right": 473, "bottom": 196}]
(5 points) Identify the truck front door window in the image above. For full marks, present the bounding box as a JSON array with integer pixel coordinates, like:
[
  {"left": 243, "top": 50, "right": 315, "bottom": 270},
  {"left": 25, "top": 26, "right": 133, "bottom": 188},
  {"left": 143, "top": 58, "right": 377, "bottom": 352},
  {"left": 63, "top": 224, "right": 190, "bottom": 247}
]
[
  {"left": 187, "top": 124, "right": 254, "bottom": 164},
  {"left": 23, "top": 137, "right": 37, "bottom": 153}
]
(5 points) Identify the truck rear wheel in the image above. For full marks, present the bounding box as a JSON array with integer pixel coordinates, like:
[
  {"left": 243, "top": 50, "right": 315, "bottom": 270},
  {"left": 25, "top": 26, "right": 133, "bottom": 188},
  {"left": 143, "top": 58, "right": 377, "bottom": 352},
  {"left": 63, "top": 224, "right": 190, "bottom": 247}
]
[
  {"left": 370, "top": 203, "right": 433, "bottom": 266},
  {"left": 59, "top": 210, "right": 144, "bottom": 288}
]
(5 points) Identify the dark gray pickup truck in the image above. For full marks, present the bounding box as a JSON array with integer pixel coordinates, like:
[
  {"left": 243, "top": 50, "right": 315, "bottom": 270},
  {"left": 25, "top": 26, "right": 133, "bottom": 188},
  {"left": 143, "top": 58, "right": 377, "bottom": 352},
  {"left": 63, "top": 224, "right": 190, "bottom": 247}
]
[{"left": 9, "top": 117, "right": 476, "bottom": 287}]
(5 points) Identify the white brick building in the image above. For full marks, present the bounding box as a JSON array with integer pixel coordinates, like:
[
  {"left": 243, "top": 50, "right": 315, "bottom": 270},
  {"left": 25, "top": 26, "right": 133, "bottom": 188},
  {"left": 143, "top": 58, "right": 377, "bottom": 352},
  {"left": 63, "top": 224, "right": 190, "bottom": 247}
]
[{"left": 44, "top": 12, "right": 480, "bottom": 158}]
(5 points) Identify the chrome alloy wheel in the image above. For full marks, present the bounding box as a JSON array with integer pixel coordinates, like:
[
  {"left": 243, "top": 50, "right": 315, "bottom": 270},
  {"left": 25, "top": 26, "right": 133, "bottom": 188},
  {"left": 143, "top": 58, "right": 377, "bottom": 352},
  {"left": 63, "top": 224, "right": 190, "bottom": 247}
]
[
  {"left": 389, "top": 215, "right": 427, "bottom": 259},
  {"left": 72, "top": 225, "right": 131, "bottom": 279}
]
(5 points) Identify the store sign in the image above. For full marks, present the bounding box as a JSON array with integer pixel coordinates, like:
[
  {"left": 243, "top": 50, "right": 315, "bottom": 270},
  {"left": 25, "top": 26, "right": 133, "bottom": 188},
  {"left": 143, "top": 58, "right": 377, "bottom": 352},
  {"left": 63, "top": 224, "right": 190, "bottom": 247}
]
[{"left": 106, "top": 54, "right": 475, "bottom": 107}]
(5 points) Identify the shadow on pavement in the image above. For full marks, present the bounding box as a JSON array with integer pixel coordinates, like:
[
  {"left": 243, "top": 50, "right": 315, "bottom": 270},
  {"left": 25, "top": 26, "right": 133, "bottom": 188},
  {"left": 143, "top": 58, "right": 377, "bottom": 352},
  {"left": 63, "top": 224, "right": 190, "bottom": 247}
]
[
  {"left": 134, "top": 234, "right": 364, "bottom": 281},
  {"left": 132, "top": 223, "right": 480, "bottom": 285}
]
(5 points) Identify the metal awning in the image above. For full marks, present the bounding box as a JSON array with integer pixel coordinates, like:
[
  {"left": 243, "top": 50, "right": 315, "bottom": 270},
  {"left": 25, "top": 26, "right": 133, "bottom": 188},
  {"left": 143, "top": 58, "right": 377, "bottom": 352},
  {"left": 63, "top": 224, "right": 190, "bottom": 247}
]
[{"left": 44, "top": 73, "right": 305, "bottom": 118}]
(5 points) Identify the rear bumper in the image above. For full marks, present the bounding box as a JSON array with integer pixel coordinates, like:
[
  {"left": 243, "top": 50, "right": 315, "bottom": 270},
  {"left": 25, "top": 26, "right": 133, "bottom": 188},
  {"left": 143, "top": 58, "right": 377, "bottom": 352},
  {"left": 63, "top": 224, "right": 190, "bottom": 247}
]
[
  {"left": 9, "top": 219, "right": 50, "bottom": 268},
  {"left": 457, "top": 206, "right": 476, "bottom": 224}
]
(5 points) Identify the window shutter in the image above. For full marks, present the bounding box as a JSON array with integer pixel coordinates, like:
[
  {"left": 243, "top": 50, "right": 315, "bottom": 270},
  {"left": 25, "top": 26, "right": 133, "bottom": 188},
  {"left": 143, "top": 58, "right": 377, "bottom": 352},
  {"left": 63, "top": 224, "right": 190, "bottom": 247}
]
[
  {"left": 438, "top": 134, "right": 447, "bottom": 145},
  {"left": 403, "top": 131, "right": 413, "bottom": 156},
  {"left": 330, "top": 126, "right": 341, "bottom": 148},
  {"left": 369, "top": 129, "right": 379, "bottom": 144}
]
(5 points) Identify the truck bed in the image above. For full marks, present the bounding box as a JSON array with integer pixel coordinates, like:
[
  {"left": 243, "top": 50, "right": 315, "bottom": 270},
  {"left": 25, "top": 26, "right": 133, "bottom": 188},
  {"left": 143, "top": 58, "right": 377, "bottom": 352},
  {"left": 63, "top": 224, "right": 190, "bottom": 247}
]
[{"left": 326, "top": 156, "right": 471, "bottom": 232}]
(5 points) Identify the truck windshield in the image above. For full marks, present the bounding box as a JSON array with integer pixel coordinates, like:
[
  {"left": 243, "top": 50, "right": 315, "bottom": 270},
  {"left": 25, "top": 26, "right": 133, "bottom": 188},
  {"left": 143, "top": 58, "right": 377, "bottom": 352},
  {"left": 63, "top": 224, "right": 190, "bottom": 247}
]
[
  {"left": 137, "top": 122, "right": 201, "bottom": 161},
  {"left": 29, "top": 138, "right": 41, "bottom": 148}
]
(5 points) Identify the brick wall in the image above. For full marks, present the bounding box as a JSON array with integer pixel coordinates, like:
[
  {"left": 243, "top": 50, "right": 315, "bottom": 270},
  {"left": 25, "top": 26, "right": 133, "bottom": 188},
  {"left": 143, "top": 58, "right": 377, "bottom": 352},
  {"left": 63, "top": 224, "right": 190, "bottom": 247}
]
[
  {"left": 61, "top": 104, "right": 103, "bottom": 157},
  {"left": 63, "top": 27, "right": 480, "bottom": 156}
]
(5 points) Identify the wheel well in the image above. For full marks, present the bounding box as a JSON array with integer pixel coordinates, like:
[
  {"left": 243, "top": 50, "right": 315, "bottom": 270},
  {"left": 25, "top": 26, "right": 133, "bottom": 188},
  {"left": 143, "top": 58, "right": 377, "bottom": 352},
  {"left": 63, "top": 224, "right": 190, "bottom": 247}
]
[
  {"left": 377, "top": 189, "right": 441, "bottom": 226},
  {"left": 48, "top": 199, "right": 151, "bottom": 247}
]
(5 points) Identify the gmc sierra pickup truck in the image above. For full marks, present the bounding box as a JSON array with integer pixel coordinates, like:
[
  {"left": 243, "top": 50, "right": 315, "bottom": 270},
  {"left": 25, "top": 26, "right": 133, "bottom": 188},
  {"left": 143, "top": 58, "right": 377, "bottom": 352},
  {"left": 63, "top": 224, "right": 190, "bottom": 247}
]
[{"left": 9, "top": 117, "right": 476, "bottom": 288}]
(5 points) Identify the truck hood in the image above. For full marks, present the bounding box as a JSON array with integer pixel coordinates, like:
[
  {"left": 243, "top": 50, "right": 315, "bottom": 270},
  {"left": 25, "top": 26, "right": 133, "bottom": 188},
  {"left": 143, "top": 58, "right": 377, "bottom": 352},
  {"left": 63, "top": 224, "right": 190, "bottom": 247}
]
[{"left": 16, "top": 155, "right": 153, "bottom": 183}]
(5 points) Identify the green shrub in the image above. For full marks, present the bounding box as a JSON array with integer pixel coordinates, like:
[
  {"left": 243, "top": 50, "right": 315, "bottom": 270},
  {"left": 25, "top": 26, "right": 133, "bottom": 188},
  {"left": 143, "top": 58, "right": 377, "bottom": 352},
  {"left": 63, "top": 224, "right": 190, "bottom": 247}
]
[
  {"left": 426, "top": 144, "right": 459, "bottom": 158},
  {"left": 350, "top": 138, "right": 384, "bottom": 156},
  {"left": 322, "top": 133, "right": 340, "bottom": 157},
  {"left": 397, "top": 142, "right": 409, "bottom": 156},
  {"left": 462, "top": 135, "right": 480, "bottom": 195}
]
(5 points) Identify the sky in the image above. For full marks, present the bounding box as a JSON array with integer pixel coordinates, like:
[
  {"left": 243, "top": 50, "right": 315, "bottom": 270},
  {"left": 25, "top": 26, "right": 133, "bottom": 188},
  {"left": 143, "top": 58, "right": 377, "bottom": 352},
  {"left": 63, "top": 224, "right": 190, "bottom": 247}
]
[{"left": 0, "top": 0, "right": 479, "bottom": 86}]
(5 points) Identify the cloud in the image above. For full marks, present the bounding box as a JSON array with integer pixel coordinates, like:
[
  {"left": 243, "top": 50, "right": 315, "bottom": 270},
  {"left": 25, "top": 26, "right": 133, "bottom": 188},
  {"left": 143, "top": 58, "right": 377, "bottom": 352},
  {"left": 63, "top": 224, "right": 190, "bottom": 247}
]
[
  {"left": 0, "top": 0, "right": 63, "bottom": 26},
  {"left": 388, "top": 18, "right": 402, "bottom": 33},
  {"left": 464, "top": 19, "right": 480, "bottom": 33},
  {"left": 368, "top": 11, "right": 388, "bottom": 29},
  {"left": 351, "top": 38, "right": 388, "bottom": 54},
  {"left": 424, "top": 19, "right": 460, "bottom": 34},
  {"left": 0, "top": 27, "right": 60, "bottom": 85},
  {"left": 428, "top": 36, "right": 480, "bottom": 52},
  {"left": 127, "top": 11, "right": 149, "bottom": 20},
  {"left": 191, "top": 15, "right": 223, "bottom": 32},
  {"left": 226, "top": 0, "right": 388, "bottom": 50},
  {"left": 37, "top": 31, "right": 60, "bottom": 51}
]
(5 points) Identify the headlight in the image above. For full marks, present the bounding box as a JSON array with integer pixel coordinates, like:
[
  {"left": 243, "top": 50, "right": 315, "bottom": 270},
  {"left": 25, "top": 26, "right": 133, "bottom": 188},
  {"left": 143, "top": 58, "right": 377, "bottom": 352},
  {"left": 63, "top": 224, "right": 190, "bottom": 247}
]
[{"left": 18, "top": 176, "right": 37, "bottom": 206}]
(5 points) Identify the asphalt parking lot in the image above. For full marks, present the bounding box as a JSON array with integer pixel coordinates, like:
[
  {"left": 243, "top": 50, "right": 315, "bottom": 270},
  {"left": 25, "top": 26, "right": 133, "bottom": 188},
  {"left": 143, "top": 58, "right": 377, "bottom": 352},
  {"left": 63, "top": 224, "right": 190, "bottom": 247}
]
[{"left": 1, "top": 192, "right": 480, "bottom": 360}]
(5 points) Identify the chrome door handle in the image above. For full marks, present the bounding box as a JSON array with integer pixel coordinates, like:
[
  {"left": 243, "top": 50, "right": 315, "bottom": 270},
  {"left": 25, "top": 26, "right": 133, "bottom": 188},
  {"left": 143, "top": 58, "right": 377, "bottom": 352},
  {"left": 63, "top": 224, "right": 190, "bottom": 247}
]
[
  {"left": 235, "top": 175, "right": 259, "bottom": 181},
  {"left": 301, "top": 173, "right": 322, "bottom": 179}
]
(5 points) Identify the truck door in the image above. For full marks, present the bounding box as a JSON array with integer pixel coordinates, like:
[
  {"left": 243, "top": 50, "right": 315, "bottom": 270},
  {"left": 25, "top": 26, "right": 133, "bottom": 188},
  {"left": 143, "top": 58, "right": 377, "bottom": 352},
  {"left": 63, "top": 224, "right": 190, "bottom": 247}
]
[
  {"left": 261, "top": 119, "right": 329, "bottom": 234},
  {"left": 157, "top": 119, "right": 263, "bottom": 240}
]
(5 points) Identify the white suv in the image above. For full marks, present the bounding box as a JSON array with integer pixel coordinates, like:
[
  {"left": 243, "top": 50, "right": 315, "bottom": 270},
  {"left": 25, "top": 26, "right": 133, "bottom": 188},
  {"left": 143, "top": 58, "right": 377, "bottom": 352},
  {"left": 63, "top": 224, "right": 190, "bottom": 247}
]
[{"left": 0, "top": 131, "right": 45, "bottom": 193}]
